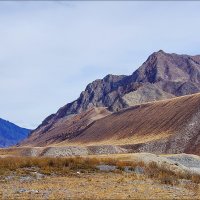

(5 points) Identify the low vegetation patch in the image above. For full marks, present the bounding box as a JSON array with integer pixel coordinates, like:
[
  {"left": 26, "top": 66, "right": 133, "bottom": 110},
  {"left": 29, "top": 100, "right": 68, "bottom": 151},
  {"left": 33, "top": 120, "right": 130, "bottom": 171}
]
[
  {"left": 0, "top": 156, "right": 100, "bottom": 175},
  {"left": 0, "top": 156, "right": 200, "bottom": 186}
]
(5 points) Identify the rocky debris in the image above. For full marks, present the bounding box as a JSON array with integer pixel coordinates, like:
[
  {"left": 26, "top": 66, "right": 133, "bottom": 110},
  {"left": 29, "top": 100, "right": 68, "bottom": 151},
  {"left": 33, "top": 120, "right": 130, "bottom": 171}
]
[
  {"left": 130, "top": 153, "right": 188, "bottom": 173},
  {"left": 21, "top": 147, "right": 42, "bottom": 156},
  {"left": 19, "top": 176, "right": 34, "bottom": 183},
  {"left": 31, "top": 172, "right": 45, "bottom": 179},
  {"left": 134, "top": 166, "right": 145, "bottom": 174},
  {"left": 126, "top": 153, "right": 200, "bottom": 175},
  {"left": 165, "top": 154, "right": 200, "bottom": 174},
  {"left": 122, "top": 83, "right": 174, "bottom": 106},
  {"left": 16, "top": 145, "right": 128, "bottom": 157},
  {"left": 4, "top": 176, "right": 15, "bottom": 181},
  {"left": 124, "top": 166, "right": 134, "bottom": 173},
  {"left": 97, "top": 165, "right": 116, "bottom": 171},
  {"left": 88, "top": 145, "right": 127, "bottom": 155},
  {"left": 16, "top": 188, "right": 27, "bottom": 193},
  {"left": 16, "top": 189, "right": 39, "bottom": 194},
  {"left": 123, "top": 166, "right": 144, "bottom": 174},
  {"left": 40, "top": 145, "right": 127, "bottom": 157},
  {"left": 166, "top": 154, "right": 200, "bottom": 168},
  {"left": 40, "top": 146, "right": 89, "bottom": 157}
]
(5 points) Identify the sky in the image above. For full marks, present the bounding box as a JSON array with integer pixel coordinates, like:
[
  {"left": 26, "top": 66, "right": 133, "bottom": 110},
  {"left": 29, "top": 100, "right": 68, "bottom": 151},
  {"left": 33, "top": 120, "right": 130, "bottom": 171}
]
[{"left": 0, "top": 1, "right": 200, "bottom": 129}]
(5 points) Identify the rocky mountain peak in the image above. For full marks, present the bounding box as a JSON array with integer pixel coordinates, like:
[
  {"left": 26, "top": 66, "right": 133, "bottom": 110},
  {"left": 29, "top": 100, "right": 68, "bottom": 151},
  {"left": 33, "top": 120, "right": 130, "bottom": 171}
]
[
  {"left": 149, "top": 50, "right": 167, "bottom": 59},
  {"left": 157, "top": 49, "right": 166, "bottom": 54},
  {"left": 133, "top": 50, "right": 200, "bottom": 85},
  {"left": 31, "top": 51, "right": 200, "bottom": 137}
]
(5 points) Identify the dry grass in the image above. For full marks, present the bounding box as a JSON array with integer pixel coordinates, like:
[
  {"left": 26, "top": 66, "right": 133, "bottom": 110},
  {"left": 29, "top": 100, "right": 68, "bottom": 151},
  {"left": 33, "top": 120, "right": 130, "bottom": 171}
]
[
  {"left": 0, "top": 156, "right": 100, "bottom": 175},
  {"left": 0, "top": 171, "right": 199, "bottom": 199},
  {"left": 0, "top": 147, "right": 23, "bottom": 156},
  {"left": 144, "top": 162, "right": 200, "bottom": 185},
  {"left": 0, "top": 156, "right": 200, "bottom": 199},
  {"left": 0, "top": 156, "right": 200, "bottom": 185}
]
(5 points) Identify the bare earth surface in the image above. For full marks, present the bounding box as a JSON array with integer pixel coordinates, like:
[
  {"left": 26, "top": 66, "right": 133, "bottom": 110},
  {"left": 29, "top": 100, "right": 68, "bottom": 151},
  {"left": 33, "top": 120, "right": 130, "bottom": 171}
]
[
  {"left": 0, "top": 172, "right": 198, "bottom": 199},
  {"left": 20, "top": 93, "right": 200, "bottom": 156},
  {"left": 0, "top": 152, "right": 200, "bottom": 199}
]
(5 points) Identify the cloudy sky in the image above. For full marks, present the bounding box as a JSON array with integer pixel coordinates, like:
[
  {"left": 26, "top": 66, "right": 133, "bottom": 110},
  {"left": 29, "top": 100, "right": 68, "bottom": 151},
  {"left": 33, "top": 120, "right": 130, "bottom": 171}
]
[{"left": 0, "top": 1, "right": 200, "bottom": 129}]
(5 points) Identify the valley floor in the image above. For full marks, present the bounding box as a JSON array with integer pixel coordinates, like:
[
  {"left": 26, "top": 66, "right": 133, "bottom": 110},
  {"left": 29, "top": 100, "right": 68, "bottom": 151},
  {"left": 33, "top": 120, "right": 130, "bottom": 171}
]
[
  {"left": 0, "top": 172, "right": 199, "bottom": 199},
  {"left": 1, "top": 153, "right": 200, "bottom": 199}
]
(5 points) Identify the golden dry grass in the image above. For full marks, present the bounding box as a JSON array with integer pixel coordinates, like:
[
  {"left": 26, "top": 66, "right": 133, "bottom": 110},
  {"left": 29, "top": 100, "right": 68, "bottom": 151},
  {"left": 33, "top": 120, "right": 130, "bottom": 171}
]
[
  {"left": 0, "top": 147, "right": 23, "bottom": 156},
  {"left": 0, "top": 156, "right": 200, "bottom": 183},
  {"left": 0, "top": 156, "right": 200, "bottom": 199},
  {"left": 0, "top": 171, "right": 199, "bottom": 199}
]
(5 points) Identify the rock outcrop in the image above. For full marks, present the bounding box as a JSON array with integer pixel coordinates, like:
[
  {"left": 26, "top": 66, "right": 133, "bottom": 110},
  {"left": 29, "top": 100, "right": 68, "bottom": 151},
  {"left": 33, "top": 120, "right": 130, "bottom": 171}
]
[{"left": 22, "top": 50, "right": 200, "bottom": 150}]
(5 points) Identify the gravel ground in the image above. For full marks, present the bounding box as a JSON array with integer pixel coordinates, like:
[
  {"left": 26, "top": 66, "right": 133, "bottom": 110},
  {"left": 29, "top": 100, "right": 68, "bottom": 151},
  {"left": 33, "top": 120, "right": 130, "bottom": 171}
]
[
  {"left": 165, "top": 154, "right": 200, "bottom": 174},
  {"left": 20, "top": 145, "right": 128, "bottom": 157},
  {"left": 121, "top": 153, "right": 200, "bottom": 175}
]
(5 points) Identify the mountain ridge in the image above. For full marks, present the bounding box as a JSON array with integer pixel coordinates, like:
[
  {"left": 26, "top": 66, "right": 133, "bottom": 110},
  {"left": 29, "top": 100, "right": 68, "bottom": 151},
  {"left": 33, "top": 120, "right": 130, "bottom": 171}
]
[
  {"left": 21, "top": 92, "right": 200, "bottom": 156},
  {"left": 23, "top": 50, "right": 200, "bottom": 149},
  {"left": 0, "top": 118, "right": 30, "bottom": 147}
]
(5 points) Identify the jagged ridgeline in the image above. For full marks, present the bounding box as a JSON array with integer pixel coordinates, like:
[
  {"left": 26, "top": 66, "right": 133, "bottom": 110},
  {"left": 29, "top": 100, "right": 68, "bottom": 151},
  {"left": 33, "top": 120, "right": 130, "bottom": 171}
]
[
  {"left": 21, "top": 50, "right": 200, "bottom": 151},
  {"left": 37, "top": 50, "right": 200, "bottom": 127}
]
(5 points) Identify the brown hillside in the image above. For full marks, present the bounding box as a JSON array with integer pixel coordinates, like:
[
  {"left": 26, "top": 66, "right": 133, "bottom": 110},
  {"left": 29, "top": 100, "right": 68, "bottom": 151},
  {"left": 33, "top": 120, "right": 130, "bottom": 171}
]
[
  {"left": 21, "top": 93, "right": 200, "bottom": 155},
  {"left": 20, "top": 50, "right": 200, "bottom": 155},
  {"left": 21, "top": 107, "right": 111, "bottom": 147},
  {"left": 58, "top": 93, "right": 200, "bottom": 155},
  {"left": 32, "top": 50, "right": 200, "bottom": 138}
]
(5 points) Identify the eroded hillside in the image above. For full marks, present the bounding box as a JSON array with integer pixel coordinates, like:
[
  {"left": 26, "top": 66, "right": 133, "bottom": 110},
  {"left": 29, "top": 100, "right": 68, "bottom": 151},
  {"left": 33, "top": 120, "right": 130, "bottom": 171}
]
[{"left": 21, "top": 93, "right": 200, "bottom": 155}]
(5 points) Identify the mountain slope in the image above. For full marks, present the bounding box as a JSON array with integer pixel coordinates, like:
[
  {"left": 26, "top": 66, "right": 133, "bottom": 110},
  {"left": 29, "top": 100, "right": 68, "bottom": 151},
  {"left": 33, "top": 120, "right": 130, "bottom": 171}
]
[
  {"left": 21, "top": 93, "right": 200, "bottom": 156},
  {"left": 55, "top": 50, "right": 200, "bottom": 115},
  {"left": 0, "top": 118, "right": 30, "bottom": 147},
  {"left": 63, "top": 93, "right": 200, "bottom": 152},
  {"left": 21, "top": 107, "right": 111, "bottom": 147},
  {"left": 23, "top": 50, "right": 200, "bottom": 148},
  {"left": 51, "top": 93, "right": 200, "bottom": 155}
]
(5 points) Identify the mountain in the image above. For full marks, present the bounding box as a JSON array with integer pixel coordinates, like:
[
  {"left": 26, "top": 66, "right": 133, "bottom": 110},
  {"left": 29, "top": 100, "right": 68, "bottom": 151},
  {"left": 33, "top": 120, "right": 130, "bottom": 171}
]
[
  {"left": 21, "top": 93, "right": 200, "bottom": 155},
  {"left": 21, "top": 107, "right": 111, "bottom": 147},
  {"left": 0, "top": 118, "right": 30, "bottom": 147},
  {"left": 22, "top": 50, "right": 200, "bottom": 148},
  {"left": 64, "top": 93, "right": 200, "bottom": 155},
  {"left": 21, "top": 93, "right": 200, "bottom": 156}
]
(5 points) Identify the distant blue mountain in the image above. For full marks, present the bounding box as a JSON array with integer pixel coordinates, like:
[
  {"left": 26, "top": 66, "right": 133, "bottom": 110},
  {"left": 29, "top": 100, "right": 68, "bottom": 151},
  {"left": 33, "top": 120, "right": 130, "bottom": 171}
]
[{"left": 0, "top": 118, "right": 31, "bottom": 148}]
